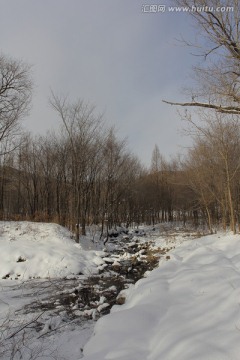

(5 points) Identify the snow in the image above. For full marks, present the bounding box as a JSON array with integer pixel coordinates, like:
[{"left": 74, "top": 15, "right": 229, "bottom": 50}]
[
  {"left": 2, "top": 221, "right": 240, "bottom": 359},
  {"left": 0, "top": 221, "right": 106, "bottom": 360},
  {"left": 83, "top": 232, "right": 240, "bottom": 360},
  {"left": 0, "top": 221, "right": 104, "bottom": 280}
]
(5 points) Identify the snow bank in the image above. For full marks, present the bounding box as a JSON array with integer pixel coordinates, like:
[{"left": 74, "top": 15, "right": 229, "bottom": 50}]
[
  {"left": 0, "top": 221, "right": 104, "bottom": 279},
  {"left": 83, "top": 232, "right": 240, "bottom": 360}
]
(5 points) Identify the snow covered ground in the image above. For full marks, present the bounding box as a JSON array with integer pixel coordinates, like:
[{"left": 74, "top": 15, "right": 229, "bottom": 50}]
[
  {"left": 0, "top": 221, "right": 105, "bottom": 280},
  {"left": 1, "top": 221, "right": 240, "bottom": 359},
  {"left": 83, "top": 232, "right": 240, "bottom": 360},
  {"left": 0, "top": 221, "right": 107, "bottom": 360}
]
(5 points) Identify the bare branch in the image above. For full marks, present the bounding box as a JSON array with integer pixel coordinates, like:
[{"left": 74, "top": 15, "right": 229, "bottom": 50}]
[
  {"left": 162, "top": 99, "right": 240, "bottom": 114},
  {"left": 7, "top": 312, "right": 45, "bottom": 340}
]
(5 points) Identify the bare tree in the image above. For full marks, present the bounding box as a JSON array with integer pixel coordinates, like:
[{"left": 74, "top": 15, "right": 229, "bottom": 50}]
[
  {"left": 0, "top": 54, "right": 32, "bottom": 155},
  {"left": 163, "top": 0, "right": 240, "bottom": 114},
  {"left": 50, "top": 93, "right": 104, "bottom": 240}
]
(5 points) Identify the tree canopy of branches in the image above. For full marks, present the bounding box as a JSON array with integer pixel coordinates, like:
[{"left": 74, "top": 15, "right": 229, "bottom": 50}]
[
  {"left": 163, "top": 0, "right": 240, "bottom": 115},
  {"left": 0, "top": 54, "right": 32, "bottom": 155}
]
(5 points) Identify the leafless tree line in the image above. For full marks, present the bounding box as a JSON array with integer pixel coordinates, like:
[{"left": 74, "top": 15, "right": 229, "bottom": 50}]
[
  {"left": 0, "top": 110, "right": 143, "bottom": 241},
  {"left": 1, "top": 69, "right": 239, "bottom": 236},
  {"left": 0, "top": 87, "right": 202, "bottom": 237},
  {"left": 1, "top": 110, "right": 240, "bottom": 236}
]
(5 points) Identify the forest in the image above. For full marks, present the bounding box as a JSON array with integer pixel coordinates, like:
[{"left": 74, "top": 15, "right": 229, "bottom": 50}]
[{"left": 1, "top": 91, "right": 240, "bottom": 238}]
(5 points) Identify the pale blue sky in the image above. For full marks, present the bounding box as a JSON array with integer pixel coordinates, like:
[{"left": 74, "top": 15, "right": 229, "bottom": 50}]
[{"left": 0, "top": 0, "right": 199, "bottom": 165}]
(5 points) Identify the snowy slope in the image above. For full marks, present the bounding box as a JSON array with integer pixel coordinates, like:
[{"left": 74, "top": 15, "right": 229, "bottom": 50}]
[
  {"left": 0, "top": 221, "right": 105, "bottom": 280},
  {"left": 83, "top": 232, "right": 240, "bottom": 360}
]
